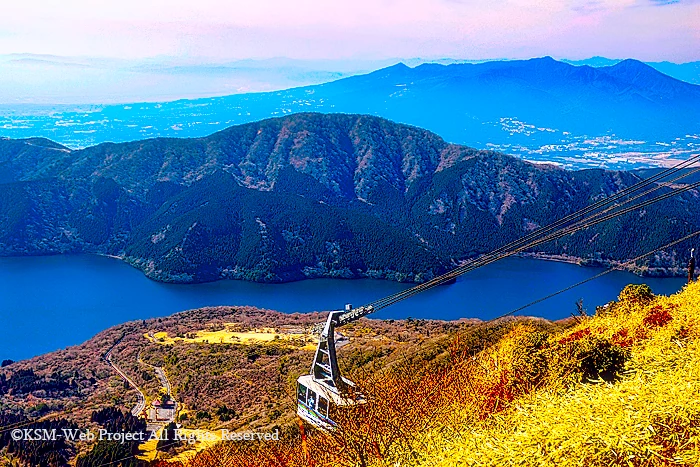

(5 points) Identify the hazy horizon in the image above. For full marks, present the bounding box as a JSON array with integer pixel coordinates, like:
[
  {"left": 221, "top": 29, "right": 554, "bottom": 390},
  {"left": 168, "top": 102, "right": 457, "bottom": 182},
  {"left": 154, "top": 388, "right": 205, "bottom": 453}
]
[
  {"left": 1, "top": 0, "right": 698, "bottom": 104},
  {"left": 1, "top": 54, "right": 700, "bottom": 106}
]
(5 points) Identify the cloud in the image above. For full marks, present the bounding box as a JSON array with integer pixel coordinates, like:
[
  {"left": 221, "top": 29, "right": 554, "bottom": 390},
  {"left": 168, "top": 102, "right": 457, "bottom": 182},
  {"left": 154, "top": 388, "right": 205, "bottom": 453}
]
[
  {"left": 571, "top": 1, "right": 607, "bottom": 13},
  {"left": 646, "top": 0, "right": 700, "bottom": 4}
]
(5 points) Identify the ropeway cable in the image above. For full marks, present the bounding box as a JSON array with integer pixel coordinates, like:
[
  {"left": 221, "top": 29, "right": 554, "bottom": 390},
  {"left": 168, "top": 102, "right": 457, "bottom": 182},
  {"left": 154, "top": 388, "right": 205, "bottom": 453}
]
[
  {"left": 368, "top": 157, "right": 700, "bottom": 309},
  {"left": 370, "top": 173, "right": 700, "bottom": 311},
  {"left": 383, "top": 173, "right": 700, "bottom": 303},
  {"left": 367, "top": 157, "right": 700, "bottom": 310},
  {"left": 373, "top": 178, "right": 700, "bottom": 310},
  {"left": 489, "top": 229, "right": 700, "bottom": 321}
]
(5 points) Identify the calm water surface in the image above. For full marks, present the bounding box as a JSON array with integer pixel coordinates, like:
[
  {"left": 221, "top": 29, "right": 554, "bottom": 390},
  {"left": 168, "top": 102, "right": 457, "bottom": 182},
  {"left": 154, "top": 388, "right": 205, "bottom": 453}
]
[{"left": 0, "top": 255, "right": 686, "bottom": 361}]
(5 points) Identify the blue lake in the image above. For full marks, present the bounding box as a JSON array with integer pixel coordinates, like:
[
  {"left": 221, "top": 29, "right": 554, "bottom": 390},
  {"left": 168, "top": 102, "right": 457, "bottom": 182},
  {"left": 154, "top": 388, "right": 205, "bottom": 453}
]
[{"left": 0, "top": 254, "right": 687, "bottom": 361}]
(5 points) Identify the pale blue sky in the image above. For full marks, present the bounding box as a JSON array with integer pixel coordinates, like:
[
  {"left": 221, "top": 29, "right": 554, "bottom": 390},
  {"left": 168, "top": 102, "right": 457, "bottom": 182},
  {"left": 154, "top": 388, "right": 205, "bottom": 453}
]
[{"left": 0, "top": 0, "right": 698, "bottom": 62}]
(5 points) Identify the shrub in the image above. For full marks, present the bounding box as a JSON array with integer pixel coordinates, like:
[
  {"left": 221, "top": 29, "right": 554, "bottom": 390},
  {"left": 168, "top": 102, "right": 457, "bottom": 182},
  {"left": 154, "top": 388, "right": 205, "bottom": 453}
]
[
  {"left": 573, "top": 338, "right": 629, "bottom": 383},
  {"left": 611, "top": 328, "right": 635, "bottom": 348},
  {"left": 508, "top": 330, "right": 552, "bottom": 391},
  {"left": 215, "top": 405, "right": 235, "bottom": 422},
  {"left": 195, "top": 410, "right": 211, "bottom": 420},
  {"left": 643, "top": 305, "right": 674, "bottom": 328},
  {"left": 618, "top": 284, "right": 654, "bottom": 306},
  {"left": 558, "top": 327, "right": 591, "bottom": 345}
]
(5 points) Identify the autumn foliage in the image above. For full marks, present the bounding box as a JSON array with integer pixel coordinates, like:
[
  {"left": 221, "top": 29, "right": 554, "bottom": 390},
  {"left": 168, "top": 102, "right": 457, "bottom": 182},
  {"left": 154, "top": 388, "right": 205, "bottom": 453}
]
[{"left": 161, "top": 281, "right": 700, "bottom": 467}]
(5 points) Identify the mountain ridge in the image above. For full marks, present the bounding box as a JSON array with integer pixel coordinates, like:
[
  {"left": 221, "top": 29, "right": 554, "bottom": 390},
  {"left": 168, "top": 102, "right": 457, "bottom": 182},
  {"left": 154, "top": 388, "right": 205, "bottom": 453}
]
[{"left": 0, "top": 113, "right": 698, "bottom": 284}]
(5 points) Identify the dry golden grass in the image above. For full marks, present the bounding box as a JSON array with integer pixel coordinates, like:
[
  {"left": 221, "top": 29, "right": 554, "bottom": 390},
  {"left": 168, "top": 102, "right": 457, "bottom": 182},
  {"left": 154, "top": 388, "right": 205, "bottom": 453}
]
[
  {"left": 137, "top": 427, "right": 163, "bottom": 462},
  {"left": 144, "top": 324, "right": 314, "bottom": 349},
  {"left": 409, "top": 282, "right": 700, "bottom": 467},
  {"left": 167, "top": 429, "right": 224, "bottom": 463}
]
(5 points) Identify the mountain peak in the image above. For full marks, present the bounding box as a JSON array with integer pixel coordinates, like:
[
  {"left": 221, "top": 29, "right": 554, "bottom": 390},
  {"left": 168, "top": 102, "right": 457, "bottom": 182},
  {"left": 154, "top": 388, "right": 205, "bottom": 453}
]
[
  {"left": 362, "top": 61, "right": 412, "bottom": 80},
  {"left": 604, "top": 58, "right": 693, "bottom": 88},
  {"left": 380, "top": 62, "right": 411, "bottom": 73},
  {"left": 529, "top": 56, "right": 559, "bottom": 64},
  {"left": 611, "top": 58, "right": 652, "bottom": 71},
  {"left": 523, "top": 56, "right": 568, "bottom": 70}
]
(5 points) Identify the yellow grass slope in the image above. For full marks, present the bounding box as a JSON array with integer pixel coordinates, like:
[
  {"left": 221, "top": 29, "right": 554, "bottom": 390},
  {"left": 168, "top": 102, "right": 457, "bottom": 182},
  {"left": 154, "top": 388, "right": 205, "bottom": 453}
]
[
  {"left": 416, "top": 282, "right": 700, "bottom": 467},
  {"left": 145, "top": 325, "right": 313, "bottom": 349},
  {"left": 174, "top": 282, "right": 700, "bottom": 467}
]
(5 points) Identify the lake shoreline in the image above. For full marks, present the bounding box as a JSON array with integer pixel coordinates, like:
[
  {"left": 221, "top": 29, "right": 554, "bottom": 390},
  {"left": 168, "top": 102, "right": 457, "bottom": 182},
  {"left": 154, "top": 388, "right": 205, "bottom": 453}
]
[
  {"left": 0, "top": 250, "right": 689, "bottom": 289},
  {"left": 518, "top": 252, "right": 689, "bottom": 278},
  {"left": 0, "top": 254, "right": 686, "bottom": 360},
  {"left": 42, "top": 251, "right": 694, "bottom": 286}
]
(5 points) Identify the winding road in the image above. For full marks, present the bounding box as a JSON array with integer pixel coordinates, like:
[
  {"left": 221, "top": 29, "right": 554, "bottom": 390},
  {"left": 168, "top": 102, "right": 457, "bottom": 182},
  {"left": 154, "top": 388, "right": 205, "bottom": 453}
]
[
  {"left": 154, "top": 367, "right": 172, "bottom": 396},
  {"left": 104, "top": 340, "right": 146, "bottom": 417},
  {"left": 138, "top": 350, "right": 177, "bottom": 430}
]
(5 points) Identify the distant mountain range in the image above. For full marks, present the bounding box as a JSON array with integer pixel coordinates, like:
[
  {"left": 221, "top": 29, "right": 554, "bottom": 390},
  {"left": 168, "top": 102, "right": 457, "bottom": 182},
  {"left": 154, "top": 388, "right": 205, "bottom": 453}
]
[
  {"left": 1, "top": 54, "right": 698, "bottom": 105},
  {"left": 1, "top": 114, "right": 698, "bottom": 283},
  {"left": 1, "top": 57, "right": 698, "bottom": 171},
  {"left": 276, "top": 57, "right": 700, "bottom": 146}
]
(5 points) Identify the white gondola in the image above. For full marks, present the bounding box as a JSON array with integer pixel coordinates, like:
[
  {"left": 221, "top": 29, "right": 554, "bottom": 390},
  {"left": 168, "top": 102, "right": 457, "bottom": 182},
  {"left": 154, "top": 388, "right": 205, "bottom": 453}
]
[
  {"left": 297, "top": 305, "right": 369, "bottom": 430},
  {"left": 296, "top": 374, "right": 359, "bottom": 430}
]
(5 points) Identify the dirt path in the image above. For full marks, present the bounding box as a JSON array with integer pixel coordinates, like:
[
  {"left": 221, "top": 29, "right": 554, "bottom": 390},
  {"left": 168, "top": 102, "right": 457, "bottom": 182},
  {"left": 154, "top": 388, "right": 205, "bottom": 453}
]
[{"left": 104, "top": 341, "right": 146, "bottom": 417}]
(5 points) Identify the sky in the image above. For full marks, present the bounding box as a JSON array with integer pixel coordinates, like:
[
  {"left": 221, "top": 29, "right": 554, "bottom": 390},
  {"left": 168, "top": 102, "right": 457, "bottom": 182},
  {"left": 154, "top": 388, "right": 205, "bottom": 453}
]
[
  {"left": 0, "top": 0, "right": 698, "bottom": 62},
  {"left": 0, "top": 0, "right": 698, "bottom": 104}
]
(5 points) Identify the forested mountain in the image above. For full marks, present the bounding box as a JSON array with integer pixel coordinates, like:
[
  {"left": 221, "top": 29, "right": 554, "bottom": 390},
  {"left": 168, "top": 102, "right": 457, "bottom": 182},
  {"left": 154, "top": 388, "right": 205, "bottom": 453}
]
[{"left": 0, "top": 113, "right": 698, "bottom": 283}]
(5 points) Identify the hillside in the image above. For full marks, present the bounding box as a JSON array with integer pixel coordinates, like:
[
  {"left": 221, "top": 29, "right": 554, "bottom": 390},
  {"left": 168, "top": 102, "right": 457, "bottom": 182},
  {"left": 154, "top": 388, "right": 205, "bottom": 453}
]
[
  {"left": 0, "top": 304, "right": 467, "bottom": 466},
  {"left": 1, "top": 58, "right": 699, "bottom": 169},
  {"left": 3, "top": 278, "right": 699, "bottom": 466},
  {"left": 0, "top": 113, "right": 699, "bottom": 283},
  {"left": 177, "top": 281, "right": 700, "bottom": 467}
]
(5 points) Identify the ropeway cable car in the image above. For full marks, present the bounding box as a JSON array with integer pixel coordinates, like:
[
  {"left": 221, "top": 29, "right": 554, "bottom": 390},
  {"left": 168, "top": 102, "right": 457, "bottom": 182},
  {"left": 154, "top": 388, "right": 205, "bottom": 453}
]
[
  {"left": 297, "top": 305, "right": 370, "bottom": 430},
  {"left": 296, "top": 154, "right": 700, "bottom": 431}
]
